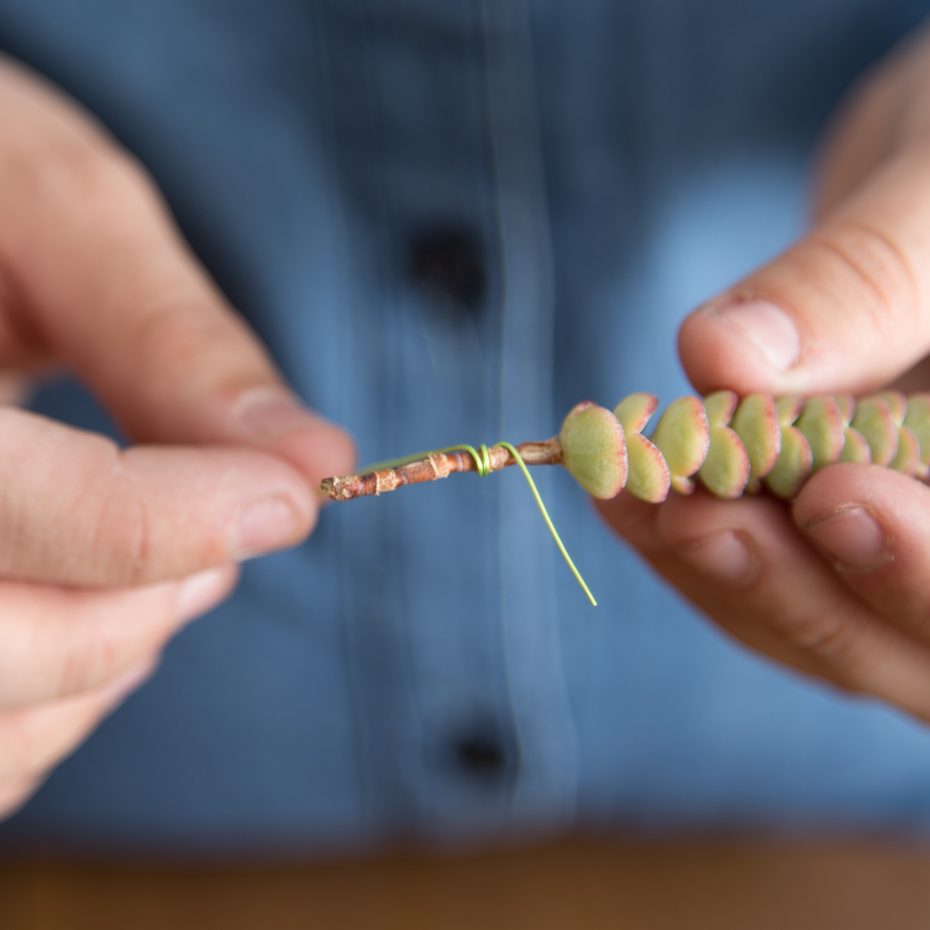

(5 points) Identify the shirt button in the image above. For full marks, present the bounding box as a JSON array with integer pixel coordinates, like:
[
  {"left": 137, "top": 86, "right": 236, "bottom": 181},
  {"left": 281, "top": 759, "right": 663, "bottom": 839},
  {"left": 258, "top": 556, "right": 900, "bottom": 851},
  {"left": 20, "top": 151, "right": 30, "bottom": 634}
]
[
  {"left": 408, "top": 224, "right": 486, "bottom": 318},
  {"left": 447, "top": 724, "right": 515, "bottom": 784}
]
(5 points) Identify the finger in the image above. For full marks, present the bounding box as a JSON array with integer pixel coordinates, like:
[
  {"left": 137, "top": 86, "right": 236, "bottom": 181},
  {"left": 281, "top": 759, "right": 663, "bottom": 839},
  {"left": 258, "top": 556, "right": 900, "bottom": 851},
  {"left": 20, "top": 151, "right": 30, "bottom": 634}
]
[
  {"left": 597, "top": 493, "right": 830, "bottom": 678},
  {"left": 0, "top": 372, "right": 34, "bottom": 406},
  {"left": 812, "top": 57, "right": 907, "bottom": 219},
  {"left": 678, "top": 143, "right": 930, "bottom": 397},
  {"left": 0, "top": 565, "right": 235, "bottom": 709},
  {"left": 0, "top": 408, "right": 313, "bottom": 585},
  {"left": 593, "top": 494, "right": 664, "bottom": 555},
  {"left": 794, "top": 464, "right": 930, "bottom": 640},
  {"left": 599, "top": 493, "right": 833, "bottom": 679},
  {"left": 0, "top": 772, "right": 41, "bottom": 820},
  {"left": 605, "top": 489, "right": 930, "bottom": 721},
  {"left": 0, "top": 57, "right": 354, "bottom": 484},
  {"left": 0, "top": 657, "right": 156, "bottom": 785}
]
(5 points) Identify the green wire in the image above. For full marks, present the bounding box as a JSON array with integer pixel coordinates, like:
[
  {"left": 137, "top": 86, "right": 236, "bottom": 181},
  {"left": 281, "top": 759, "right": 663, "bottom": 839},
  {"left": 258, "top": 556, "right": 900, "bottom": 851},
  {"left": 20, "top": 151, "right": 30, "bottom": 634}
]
[
  {"left": 356, "top": 450, "right": 441, "bottom": 473},
  {"left": 441, "top": 442, "right": 596, "bottom": 607},
  {"left": 495, "top": 441, "right": 597, "bottom": 608},
  {"left": 358, "top": 441, "right": 597, "bottom": 607}
]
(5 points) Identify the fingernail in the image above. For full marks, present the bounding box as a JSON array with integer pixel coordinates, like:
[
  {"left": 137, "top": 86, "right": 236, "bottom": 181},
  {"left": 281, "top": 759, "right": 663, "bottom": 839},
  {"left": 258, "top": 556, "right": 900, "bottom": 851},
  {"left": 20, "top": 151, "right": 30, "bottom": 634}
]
[
  {"left": 232, "top": 388, "right": 324, "bottom": 440},
  {"left": 99, "top": 657, "right": 159, "bottom": 708},
  {"left": 804, "top": 505, "right": 890, "bottom": 572},
  {"left": 233, "top": 495, "right": 301, "bottom": 560},
  {"left": 703, "top": 299, "right": 800, "bottom": 371},
  {"left": 176, "top": 566, "right": 235, "bottom": 625},
  {"left": 678, "top": 530, "right": 759, "bottom": 587}
]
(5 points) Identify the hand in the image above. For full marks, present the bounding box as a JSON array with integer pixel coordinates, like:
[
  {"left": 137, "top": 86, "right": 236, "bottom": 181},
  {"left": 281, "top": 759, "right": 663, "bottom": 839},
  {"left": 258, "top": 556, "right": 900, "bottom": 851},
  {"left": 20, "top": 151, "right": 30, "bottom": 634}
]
[
  {"left": 0, "top": 57, "right": 354, "bottom": 819},
  {"left": 599, "top": 24, "right": 930, "bottom": 721}
]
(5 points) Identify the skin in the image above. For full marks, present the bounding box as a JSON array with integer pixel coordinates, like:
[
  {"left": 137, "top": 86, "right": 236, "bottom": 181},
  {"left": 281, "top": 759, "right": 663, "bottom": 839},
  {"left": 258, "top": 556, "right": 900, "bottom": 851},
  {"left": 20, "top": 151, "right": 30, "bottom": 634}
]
[
  {"left": 0, "top": 57, "right": 354, "bottom": 820},
  {"left": 599, "top": 23, "right": 930, "bottom": 722}
]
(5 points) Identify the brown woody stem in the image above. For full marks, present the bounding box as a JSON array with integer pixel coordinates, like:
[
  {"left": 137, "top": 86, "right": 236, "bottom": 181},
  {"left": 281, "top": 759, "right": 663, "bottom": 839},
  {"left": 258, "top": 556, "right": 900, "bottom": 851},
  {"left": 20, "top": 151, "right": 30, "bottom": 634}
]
[{"left": 321, "top": 438, "right": 563, "bottom": 502}]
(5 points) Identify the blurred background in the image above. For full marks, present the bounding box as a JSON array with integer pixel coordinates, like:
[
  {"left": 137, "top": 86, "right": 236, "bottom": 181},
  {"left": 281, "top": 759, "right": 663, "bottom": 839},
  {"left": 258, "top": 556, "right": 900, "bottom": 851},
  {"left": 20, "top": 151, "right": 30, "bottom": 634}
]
[{"left": 6, "top": 837, "right": 930, "bottom": 929}]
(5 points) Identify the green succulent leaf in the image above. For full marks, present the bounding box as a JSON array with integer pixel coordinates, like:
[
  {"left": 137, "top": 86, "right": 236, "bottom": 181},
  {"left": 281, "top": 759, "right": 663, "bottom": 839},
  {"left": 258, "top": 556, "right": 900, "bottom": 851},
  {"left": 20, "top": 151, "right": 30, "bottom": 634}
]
[
  {"left": 703, "top": 390, "right": 738, "bottom": 428},
  {"left": 559, "top": 402, "right": 628, "bottom": 499},
  {"left": 904, "top": 394, "right": 930, "bottom": 465},
  {"left": 878, "top": 390, "right": 906, "bottom": 424},
  {"left": 775, "top": 394, "right": 803, "bottom": 425},
  {"left": 890, "top": 427, "right": 921, "bottom": 477},
  {"left": 731, "top": 393, "right": 780, "bottom": 479},
  {"left": 651, "top": 396, "right": 709, "bottom": 479},
  {"left": 765, "top": 426, "right": 812, "bottom": 499},
  {"left": 834, "top": 394, "right": 855, "bottom": 424},
  {"left": 698, "top": 428, "right": 750, "bottom": 499},
  {"left": 796, "top": 396, "right": 844, "bottom": 471},
  {"left": 625, "top": 433, "right": 671, "bottom": 503},
  {"left": 852, "top": 397, "right": 898, "bottom": 466},
  {"left": 839, "top": 427, "right": 871, "bottom": 464},
  {"left": 614, "top": 392, "right": 658, "bottom": 434}
]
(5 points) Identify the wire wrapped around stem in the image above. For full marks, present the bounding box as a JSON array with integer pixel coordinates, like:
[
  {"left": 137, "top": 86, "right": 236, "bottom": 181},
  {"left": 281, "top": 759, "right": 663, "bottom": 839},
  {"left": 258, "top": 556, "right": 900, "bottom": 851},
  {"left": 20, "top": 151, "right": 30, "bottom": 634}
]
[{"left": 321, "top": 439, "right": 562, "bottom": 502}]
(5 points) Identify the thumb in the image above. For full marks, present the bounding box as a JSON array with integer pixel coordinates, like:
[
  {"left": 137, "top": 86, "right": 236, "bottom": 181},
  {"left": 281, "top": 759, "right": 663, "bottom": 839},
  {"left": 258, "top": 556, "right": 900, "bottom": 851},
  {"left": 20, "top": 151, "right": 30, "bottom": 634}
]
[
  {"left": 678, "top": 143, "right": 930, "bottom": 397},
  {"left": 0, "top": 57, "right": 354, "bottom": 484}
]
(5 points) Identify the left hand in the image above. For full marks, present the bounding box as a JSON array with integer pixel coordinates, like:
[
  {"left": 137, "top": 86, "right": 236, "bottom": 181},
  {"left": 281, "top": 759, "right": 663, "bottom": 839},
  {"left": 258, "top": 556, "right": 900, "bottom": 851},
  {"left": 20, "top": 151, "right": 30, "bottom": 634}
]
[{"left": 598, "top": 22, "right": 930, "bottom": 722}]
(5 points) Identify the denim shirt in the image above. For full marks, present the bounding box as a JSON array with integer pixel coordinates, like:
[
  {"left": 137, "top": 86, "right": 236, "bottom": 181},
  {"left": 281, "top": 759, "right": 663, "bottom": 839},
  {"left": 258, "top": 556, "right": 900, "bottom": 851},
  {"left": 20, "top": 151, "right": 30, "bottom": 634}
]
[{"left": 2, "top": 0, "right": 929, "bottom": 852}]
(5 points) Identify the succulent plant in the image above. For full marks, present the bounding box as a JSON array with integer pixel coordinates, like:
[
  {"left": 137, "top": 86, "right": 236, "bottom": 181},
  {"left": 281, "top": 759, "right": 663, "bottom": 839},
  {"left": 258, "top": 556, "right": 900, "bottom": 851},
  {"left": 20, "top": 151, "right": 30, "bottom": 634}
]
[
  {"left": 558, "top": 390, "right": 930, "bottom": 502},
  {"left": 320, "top": 390, "right": 930, "bottom": 605}
]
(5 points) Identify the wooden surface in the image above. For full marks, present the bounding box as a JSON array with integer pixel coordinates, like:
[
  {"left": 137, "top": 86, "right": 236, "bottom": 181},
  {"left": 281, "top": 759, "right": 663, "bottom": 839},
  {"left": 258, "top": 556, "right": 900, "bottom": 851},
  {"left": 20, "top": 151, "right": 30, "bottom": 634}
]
[{"left": 4, "top": 836, "right": 930, "bottom": 930}]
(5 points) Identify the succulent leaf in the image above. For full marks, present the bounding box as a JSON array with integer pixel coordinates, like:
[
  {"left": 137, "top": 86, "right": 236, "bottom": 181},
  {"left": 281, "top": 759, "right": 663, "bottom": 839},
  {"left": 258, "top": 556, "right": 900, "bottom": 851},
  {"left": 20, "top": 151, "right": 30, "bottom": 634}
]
[
  {"left": 651, "top": 396, "right": 709, "bottom": 479},
  {"left": 671, "top": 475, "right": 696, "bottom": 495},
  {"left": 614, "top": 392, "right": 658, "bottom": 434},
  {"left": 731, "top": 393, "right": 780, "bottom": 479},
  {"left": 904, "top": 394, "right": 930, "bottom": 465},
  {"left": 625, "top": 434, "right": 672, "bottom": 502},
  {"left": 704, "top": 390, "right": 739, "bottom": 428},
  {"left": 879, "top": 390, "right": 906, "bottom": 424},
  {"left": 890, "top": 427, "right": 922, "bottom": 477},
  {"left": 834, "top": 394, "right": 855, "bottom": 423},
  {"left": 765, "top": 427, "right": 812, "bottom": 499},
  {"left": 775, "top": 394, "right": 804, "bottom": 424},
  {"left": 698, "top": 428, "right": 750, "bottom": 498},
  {"left": 839, "top": 428, "right": 871, "bottom": 464},
  {"left": 559, "top": 402, "right": 628, "bottom": 499},
  {"left": 796, "top": 396, "right": 844, "bottom": 471},
  {"left": 852, "top": 397, "right": 898, "bottom": 466}
]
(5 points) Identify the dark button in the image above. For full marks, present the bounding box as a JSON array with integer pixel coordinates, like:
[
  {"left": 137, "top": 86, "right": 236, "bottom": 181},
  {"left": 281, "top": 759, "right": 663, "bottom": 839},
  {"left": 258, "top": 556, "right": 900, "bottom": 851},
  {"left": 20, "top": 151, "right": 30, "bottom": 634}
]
[
  {"left": 448, "top": 725, "right": 514, "bottom": 784},
  {"left": 408, "top": 224, "right": 486, "bottom": 316}
]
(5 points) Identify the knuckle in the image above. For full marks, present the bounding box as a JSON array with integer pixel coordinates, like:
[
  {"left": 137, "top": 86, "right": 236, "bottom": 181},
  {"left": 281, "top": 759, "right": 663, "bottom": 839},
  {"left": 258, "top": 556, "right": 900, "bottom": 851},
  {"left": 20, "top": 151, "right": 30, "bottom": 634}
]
[
  {"left": 3, "top": 127, "right": 137, "bottom": 212},
  {"left": 809, "top": 220, "right": 922, "bottom": 337},
  {"left": 779, "top": 608, "right": 858, "bottom": 668},
  {"left": 84, "top": 446, "right": 155, "bottom": 585},
  {"left": 131, "top": 296, "right": 229, "bottom": 388},
  {"left": 56, "top": 623, "right": 123, "bottom": 699},
  {"left": 64, "top": 146, "right": 161, "bottom": 235},
  {"left": 0, "top": 130, "right": 168, "bottom": 270}
]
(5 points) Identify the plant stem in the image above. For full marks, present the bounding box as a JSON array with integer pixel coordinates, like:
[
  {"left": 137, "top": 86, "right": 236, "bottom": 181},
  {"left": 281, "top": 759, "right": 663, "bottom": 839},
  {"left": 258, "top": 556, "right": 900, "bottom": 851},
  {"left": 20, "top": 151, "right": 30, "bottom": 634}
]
[{"left": 320, "top": 438, "right": 563, "bottom": 502}]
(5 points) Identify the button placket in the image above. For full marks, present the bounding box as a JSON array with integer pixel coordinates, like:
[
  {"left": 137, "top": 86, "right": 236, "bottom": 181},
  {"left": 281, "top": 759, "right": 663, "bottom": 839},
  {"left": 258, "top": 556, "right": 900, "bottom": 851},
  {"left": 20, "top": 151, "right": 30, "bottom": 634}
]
[{"left": 482, "top": 0, "right": 580, "bottom": 825}]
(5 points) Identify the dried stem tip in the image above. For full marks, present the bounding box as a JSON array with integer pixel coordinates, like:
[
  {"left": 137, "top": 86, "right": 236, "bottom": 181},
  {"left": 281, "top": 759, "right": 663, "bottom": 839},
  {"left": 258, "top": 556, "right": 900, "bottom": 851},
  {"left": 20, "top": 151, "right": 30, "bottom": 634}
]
[{"left": 320, "top": 439, "right": 563, "bottom": 502}]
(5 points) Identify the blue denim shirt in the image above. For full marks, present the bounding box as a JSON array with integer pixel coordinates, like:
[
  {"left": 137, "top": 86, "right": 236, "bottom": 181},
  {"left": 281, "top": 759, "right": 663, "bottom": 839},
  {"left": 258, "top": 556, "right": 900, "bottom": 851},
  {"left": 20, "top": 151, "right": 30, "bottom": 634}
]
[{"left": 2, "top": 0, "right": 930, "bottom": 852}]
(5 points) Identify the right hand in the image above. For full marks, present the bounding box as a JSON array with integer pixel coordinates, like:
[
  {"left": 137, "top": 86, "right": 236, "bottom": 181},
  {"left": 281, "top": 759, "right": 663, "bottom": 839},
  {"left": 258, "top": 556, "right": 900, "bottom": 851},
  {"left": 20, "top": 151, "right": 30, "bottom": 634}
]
[
  {"left": 598, "top": 24, "right": 930, "bottom": 722},
  {"left": 0, "top": 56, "right": 355, "bottom": 820}
]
